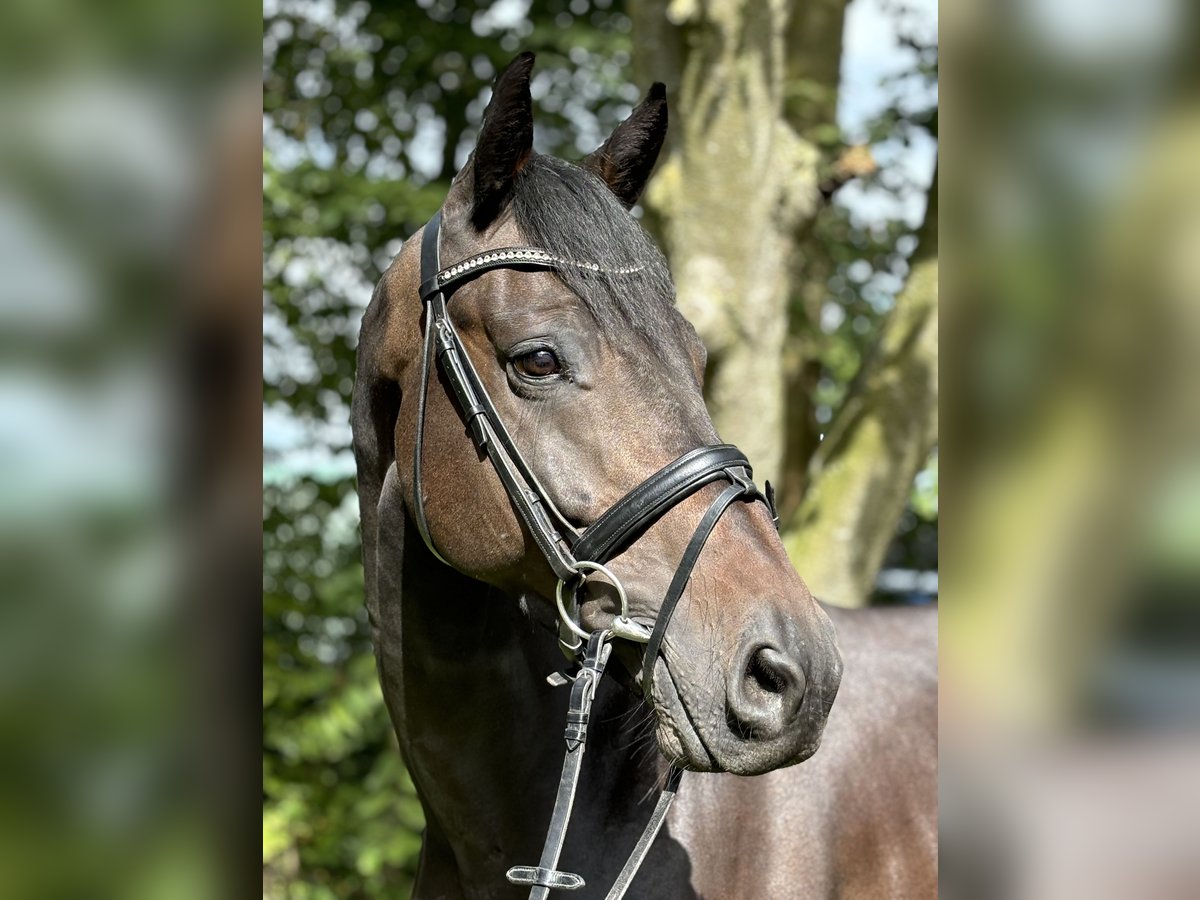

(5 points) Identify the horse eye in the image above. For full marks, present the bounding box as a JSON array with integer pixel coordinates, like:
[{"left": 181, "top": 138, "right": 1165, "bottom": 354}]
[{"left": 514, "top": 349, "right": 562, "bottom": 379}]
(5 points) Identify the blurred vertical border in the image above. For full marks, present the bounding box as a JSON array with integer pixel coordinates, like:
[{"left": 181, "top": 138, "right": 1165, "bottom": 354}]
[
  {"left": 942, "top": 0, "right": 1200, "bottom": 897},
  {"left": 0, "top": 0, "right": 262, "bottom": 896}
]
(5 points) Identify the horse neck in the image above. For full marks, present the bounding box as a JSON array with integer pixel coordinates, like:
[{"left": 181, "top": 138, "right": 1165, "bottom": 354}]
[{"left": 383, "top": 528, "right": 664, "bottom": 871}]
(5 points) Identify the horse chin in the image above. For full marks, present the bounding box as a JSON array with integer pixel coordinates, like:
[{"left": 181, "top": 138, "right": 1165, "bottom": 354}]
[{"left": 650, "top": 656, "right": 722, "bottom": 773}]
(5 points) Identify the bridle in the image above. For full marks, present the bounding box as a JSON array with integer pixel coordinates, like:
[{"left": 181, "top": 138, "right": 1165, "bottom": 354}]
[{"left": 412, "top": 209, "right": 778, "bottom": 898}]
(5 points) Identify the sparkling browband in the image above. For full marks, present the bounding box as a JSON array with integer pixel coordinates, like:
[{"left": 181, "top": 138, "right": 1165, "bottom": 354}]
[{"left": 437, "top": 246, "right": 643, "bottom": 284}]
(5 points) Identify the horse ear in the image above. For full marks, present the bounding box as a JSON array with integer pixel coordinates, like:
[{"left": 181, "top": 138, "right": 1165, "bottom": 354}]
[
  {"left": 471, "top": 52, "right": 535, "bottom": 229},
  {"left": 582, "top": 83, "right": 668, "bottom": 209}
]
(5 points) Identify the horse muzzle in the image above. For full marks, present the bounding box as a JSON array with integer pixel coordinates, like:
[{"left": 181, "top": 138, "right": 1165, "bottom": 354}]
[{"left": 651, "top": 605, "right": 843, "bottom": 776}]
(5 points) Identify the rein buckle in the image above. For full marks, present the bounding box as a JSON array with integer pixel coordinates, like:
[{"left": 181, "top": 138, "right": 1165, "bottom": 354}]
[{"left": 506, "top": 865, "right": 585, "bottom": 891}]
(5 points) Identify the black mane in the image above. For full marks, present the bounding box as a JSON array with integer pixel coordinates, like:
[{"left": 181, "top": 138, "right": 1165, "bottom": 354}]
[{"left": 510, "top": 154, "right": 681, "bottom": 347}]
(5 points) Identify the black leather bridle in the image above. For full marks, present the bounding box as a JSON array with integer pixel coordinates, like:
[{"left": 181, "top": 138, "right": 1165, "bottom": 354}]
[{"left": 412, "top": 209, "right": 778, "bottom": 899}]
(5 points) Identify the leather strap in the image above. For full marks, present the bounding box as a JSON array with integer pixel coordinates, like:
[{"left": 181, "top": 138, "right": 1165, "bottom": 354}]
[
  {"left": 420, "top": 244, "right": 639, "bottom": 301},
  {"left": 432, "top": 298, "right": 580, "bottom": 544},
  {"left": 510, "top": 631, "right": 688, "bottom": 900},
  {"left": 411, "top": 211, "right": 452, "bottom": 566},
  {"left": 573, "top": 445, "right": 760, "bottom": 565},
  {"left": 413, "top": 213, "right": 580, "bottom": 578},
  {"left": 507, "top": 631, "right": 611, "bottom": 900},
  {"left": 641, "top": 482, "right": 748, "bottom": 697},
  {"left": 603, "top": 766, "right": 684, "bottom": 900}
]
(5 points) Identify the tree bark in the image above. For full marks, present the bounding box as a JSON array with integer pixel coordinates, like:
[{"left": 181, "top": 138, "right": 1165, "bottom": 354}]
[
  {"left": 632, "top": 0, "right": 937, "bottom": 608},
  {"left": 785, "top": 170, "right": 938, "bottom": 607},
  {"left": 633, "top": 0, "right": 845, "bottom": 484},
  {"left": 777, "top": 0, "right": 851, "bottom": 518}
]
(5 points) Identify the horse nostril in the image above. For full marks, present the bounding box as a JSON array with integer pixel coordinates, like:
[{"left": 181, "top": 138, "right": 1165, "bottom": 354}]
[
  {"left": 747, "top": 647, "right": 788, "bottom": 695},
  {"left": 728, "top": 644, "right": 808, "bottom": 741}
]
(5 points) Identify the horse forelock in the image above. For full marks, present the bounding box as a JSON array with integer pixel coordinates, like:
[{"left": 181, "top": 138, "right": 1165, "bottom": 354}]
[{"left": 509, "top": 154, "right": 690, "bottom": 356}]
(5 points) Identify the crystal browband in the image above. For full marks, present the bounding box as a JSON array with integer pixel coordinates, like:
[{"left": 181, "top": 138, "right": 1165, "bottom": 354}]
[{"left": 437, "top": 247, "right": 643, "bottom": 284}]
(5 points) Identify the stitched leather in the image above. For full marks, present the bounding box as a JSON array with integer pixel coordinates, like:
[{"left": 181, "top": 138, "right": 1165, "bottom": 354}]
[
  {"left": 507, "top": 632, "right": 610, "bottom": 900},
  {"left": 603, "top": 766, "right": 684, "bottom": 900},
  {"left": 413, "top": 213, "right": 581, "bottom": 578},
  {"left": 573, "top": 445, "right": 751, "bottom": 564},
  {"left": 411, "top": 212, "right": 451, "bottom": 566},
  {"left": 642, "top": 482, "right": 749, "bottom": 697},
  {"left": 418, "top": 210, "right": 443, "bottom": 300}
]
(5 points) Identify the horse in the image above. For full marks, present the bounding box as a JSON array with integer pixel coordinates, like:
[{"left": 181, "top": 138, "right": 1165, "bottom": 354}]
[{"left": 352, "top": 53, "right": 936, "bottom": 900}]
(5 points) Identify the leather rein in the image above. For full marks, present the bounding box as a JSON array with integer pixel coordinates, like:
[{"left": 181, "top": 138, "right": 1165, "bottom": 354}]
[{"left": 411, "top": 209, "right": 778, "bottom": 898}]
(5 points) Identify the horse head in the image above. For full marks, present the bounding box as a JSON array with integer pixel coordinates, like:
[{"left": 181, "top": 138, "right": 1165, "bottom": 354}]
[{"left": 354, "top": 53, "right": 842, "bottom": 777}]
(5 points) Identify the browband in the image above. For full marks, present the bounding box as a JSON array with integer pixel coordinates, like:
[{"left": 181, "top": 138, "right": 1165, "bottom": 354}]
[{"left": 421, "top": 245, "right": 642, "bottom": 302}]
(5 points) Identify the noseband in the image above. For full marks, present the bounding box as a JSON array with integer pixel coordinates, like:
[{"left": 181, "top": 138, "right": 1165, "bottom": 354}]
[{"left": 411, "top": 210, "right": 778, "bottom": 898}]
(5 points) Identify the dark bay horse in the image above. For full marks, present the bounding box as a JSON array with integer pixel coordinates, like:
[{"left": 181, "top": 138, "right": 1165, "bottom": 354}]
[{"left": 352, "top": 54, "right": 936, "bottom": 899}]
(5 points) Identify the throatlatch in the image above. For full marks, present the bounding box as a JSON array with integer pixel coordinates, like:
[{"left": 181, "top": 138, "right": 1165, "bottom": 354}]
[{"left": 414, "top": 211, "right": 779, "bottom": 897}]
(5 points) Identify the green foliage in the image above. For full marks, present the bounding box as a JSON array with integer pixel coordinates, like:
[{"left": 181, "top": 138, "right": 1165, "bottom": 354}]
[
  {"left": 263, "top": 476, "right": 423, "bottom": 897},
  {"left": 802, "top": 206, "right": 919, "bottom": 416},
  {"left": 794, "top": 12, "right": 937, "bottom": 432},
  {"left": 782, "top": 3, "right": 938, "bottom": 593}
]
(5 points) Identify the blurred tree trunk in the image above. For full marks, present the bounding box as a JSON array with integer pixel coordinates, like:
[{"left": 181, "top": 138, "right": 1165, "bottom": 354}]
[
  {"left": 785, "top": 170, "right": 938, "bottom": 606},
  {"left": 633, "top": 0, "right": 937, "bottom": 607},
  {"left": 779, "top": 0, "right": 851, "bottom": 519},
  {"left": 632, "top": 0, "right": 842, "bottom": 483}
]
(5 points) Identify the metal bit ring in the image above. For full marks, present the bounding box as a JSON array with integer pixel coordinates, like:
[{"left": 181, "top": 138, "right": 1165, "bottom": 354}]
[{"left": 556, "top": 560, "right": 648, "bottom": 643}]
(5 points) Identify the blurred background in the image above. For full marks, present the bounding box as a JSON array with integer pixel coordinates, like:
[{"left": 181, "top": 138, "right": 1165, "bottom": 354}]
[
  {"left": 0, "top": 0, "right": 260, "bottom": 896},
  {"left": 940, "top": 2, "right": 1200, "bottom": 898},
  {"left": 263, "top": 0, "right": 936, "bottom": 895}
]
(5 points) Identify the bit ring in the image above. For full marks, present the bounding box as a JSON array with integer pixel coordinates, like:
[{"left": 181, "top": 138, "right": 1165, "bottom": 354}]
[{"left": 555, "top": 561, "right": 629, "bottom": 641}]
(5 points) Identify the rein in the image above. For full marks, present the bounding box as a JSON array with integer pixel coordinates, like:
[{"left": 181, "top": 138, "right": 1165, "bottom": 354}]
[{"left": 412, "top": 210, "right": 778, "bottom": 897}]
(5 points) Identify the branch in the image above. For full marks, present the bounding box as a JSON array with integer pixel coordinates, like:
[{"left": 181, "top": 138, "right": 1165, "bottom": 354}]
[
  {"left": 818, "top": 143, "right": 879, "bottom": 198},
  {"left": 784, "top": 166, "right": 938, "bottom": 607}
]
